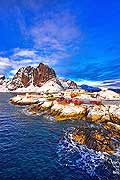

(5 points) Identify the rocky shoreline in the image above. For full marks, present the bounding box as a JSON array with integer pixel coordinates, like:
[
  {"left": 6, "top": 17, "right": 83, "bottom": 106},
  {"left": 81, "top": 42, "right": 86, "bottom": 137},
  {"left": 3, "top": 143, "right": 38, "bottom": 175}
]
[{"left": 10, "top": 88, "right": 120, "bottom": 155}]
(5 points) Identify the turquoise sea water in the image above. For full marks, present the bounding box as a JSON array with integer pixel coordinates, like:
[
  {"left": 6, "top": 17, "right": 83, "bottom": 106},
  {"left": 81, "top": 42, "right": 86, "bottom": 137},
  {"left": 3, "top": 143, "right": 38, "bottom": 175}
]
[{"left": 0, "top": 93, "right": 120, "bottom": 180}]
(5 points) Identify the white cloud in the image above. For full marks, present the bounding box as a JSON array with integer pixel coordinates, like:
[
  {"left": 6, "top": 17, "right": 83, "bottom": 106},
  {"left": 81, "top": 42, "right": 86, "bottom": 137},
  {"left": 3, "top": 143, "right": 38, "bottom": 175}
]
[
  {"left": 30, "top": 12, "right": 81, "bottom": 51},
  {"left": 0, "top": 57, "right": 11, "bottom": 69},
  {"left": 77, "top": 80, "right": 102, "bottom": 87},
  {"left": 13, "top": 49, "right": 38, "bottom": 58},
  {"left": 10, "top": 69, "right": 19, "bottom": 75},
  {"left": 28, "top": 11, "right": 81, "bottom": 65}
]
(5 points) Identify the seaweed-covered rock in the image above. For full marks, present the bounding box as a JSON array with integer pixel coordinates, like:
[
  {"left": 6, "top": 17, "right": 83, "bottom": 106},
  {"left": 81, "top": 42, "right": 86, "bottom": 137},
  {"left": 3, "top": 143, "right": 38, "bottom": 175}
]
[
  {"left": 72, "top": 124, "right": 120, "bottom": 154},
  {"left": 103, "top": 122, "right": 120, "bottom": 140}
]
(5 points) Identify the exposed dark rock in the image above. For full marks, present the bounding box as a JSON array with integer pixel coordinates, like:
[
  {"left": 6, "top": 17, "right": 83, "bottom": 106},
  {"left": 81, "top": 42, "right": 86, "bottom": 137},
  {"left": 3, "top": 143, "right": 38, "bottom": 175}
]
[
  {"left": 7, "top": 63, "right": 56, "bottom": 90},
  {"left": 72, "top": 123, "right": 120, "bottom": 154},
  {"left": 33, "top": 63, "right": 56, "bottom": 87}
]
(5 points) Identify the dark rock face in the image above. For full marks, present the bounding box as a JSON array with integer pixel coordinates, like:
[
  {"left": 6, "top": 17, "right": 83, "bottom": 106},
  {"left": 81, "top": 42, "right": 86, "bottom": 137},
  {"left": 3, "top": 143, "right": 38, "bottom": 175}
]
[
  {"left": 8, "top": 63, "right": 56, "bottom": 90},
  {"left": 0, "top": 75, "right": 5, "bottom": 85},
  {"left": 33, "top": 63, "right": 56, "bottom": 87},
  {"left": 66, "top": 79, "right": 78, "bottom": 89},
  {"left": 7, "top": 66, "right": 34, "bottom": 90}
]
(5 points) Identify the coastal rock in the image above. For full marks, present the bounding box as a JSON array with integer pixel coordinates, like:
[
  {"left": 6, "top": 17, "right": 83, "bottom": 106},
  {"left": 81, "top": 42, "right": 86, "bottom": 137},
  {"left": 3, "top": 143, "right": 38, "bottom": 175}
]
[
  {"left": 103, "top": 122, "right": 120, "bottom": 139},
  {"left": 109, "top": 105, "right": 120, "bottom": 123},
  {"left": 97, "top": 89, "right": 120, "bottom": 99},
  {"left": 87, "top": 105, "right": 110, "bottom": 123},
  {"left": 27, "top": 100, "right": 53, "bottom": 115},
  {"left": 57, "top": 104, "right": 87, "bottom": 120},
  {"left": 72, "top": 124, "right": 120, "bottom": 154},
  {"left": 49, "top": 102, "right": 65, "bottom": 117},
  {"left": 49, "top": 102, "right": 87, "bottom": 120},
  {"left": 10, "top": 94, "right": 39, "bottom": 105},
  {"left": 39, "top": 101, "right": 53, "bottom": 111}
]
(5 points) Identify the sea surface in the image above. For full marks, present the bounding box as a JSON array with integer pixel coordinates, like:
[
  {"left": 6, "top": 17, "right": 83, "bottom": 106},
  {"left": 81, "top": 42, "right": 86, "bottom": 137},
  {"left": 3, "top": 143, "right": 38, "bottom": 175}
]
[{"left": 0, "top": 93, "right": 120, "bottom": 180}]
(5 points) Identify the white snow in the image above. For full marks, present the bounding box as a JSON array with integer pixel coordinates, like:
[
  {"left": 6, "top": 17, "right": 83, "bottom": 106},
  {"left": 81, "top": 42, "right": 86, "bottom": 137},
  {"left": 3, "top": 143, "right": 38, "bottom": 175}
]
[
  {"left": 39, "top": 80, "right": 63, "bottom": 92},
  {"left": 0, "top": 85, "right": 9, "bottom": 92},
  {"left": 14, "top": 79, "right": 63, "bottom": 93},
  {"left": 98, "top": 89, "right": 120, "bottom": 99}
]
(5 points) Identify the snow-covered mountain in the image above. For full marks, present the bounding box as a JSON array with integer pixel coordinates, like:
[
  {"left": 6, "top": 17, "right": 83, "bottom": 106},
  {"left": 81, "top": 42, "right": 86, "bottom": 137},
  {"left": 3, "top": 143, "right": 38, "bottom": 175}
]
[
  {"left": 12, "top": 78, "right": 79, "bottom": 93},
  {"left": 7, "top": 63, "right": 56, "bottom": 91},
  {"left": 1, "top": 62, "right": 119, "bottom": 93},
  {"left": 0, "top": 75, "right": 11, "bottom": 92},
  {"left": 0, "top": 63, "right": 78, "bottom": 92}
]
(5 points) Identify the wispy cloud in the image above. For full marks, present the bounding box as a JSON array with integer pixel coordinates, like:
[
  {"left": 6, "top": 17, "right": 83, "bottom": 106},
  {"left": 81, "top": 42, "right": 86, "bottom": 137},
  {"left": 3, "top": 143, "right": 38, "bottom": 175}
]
[
  {"left": 0, "top": 57, "right": 11, "bottom": 73},
  {"left": 0, "top": 48, "right": 60, "bottom": 77},
  {"left": 30, "top": 11, "right": 81, "bottom": 52},
  {"left": 13, "top": 48, "right": 38, "bottom": 58},
  {"left": 3, "top": 1, "right": 82, "bottom": 74}
]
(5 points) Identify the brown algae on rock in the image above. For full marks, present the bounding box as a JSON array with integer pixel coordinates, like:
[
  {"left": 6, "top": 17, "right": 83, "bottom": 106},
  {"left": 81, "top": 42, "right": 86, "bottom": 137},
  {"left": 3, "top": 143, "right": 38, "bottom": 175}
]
[{"left": 72, "top": 124, "right": 120, "bottom": 155}]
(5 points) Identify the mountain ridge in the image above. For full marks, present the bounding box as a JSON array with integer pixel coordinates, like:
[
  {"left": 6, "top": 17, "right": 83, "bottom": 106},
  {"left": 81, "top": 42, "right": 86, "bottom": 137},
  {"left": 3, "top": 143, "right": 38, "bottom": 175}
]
[{"left": 0, "top": 63, "right": 78, "bottom": 92}]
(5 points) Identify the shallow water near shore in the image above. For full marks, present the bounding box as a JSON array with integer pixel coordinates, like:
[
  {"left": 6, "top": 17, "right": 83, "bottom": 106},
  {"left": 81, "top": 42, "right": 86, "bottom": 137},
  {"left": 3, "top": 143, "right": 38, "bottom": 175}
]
[{"left": 0, "top": 93, "right": 120, "bottom": 180}]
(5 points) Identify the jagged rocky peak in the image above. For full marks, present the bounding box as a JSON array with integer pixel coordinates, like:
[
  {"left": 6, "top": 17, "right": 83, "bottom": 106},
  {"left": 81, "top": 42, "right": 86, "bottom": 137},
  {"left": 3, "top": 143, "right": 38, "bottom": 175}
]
[
  {"left": 13, "top": 66, "right": 34, "bottom": 86},
  {"left": 8, "top": 66, "right": 34, "bottom": 90},
  {"left": 0, "top": 74, "right": 5, "bottom": 85},
  {"left": 59, "top": 78, "right": 78, "bottom": 89},
  {"left": 0, "top": 74, "right": 5, "bottom": 80},
  {"left": 8, "top": 63, "right": 56, "bottom": 90},
  {"left": 33, "top": 63, "right": 56, "bottom": 87}
]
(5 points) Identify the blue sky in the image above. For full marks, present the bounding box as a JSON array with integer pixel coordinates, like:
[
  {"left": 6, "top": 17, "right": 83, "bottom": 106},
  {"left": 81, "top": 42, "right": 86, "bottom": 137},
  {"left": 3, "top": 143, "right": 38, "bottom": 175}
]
[{"left": 0, "top": 0, "right": 120, "bottom": 84}]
